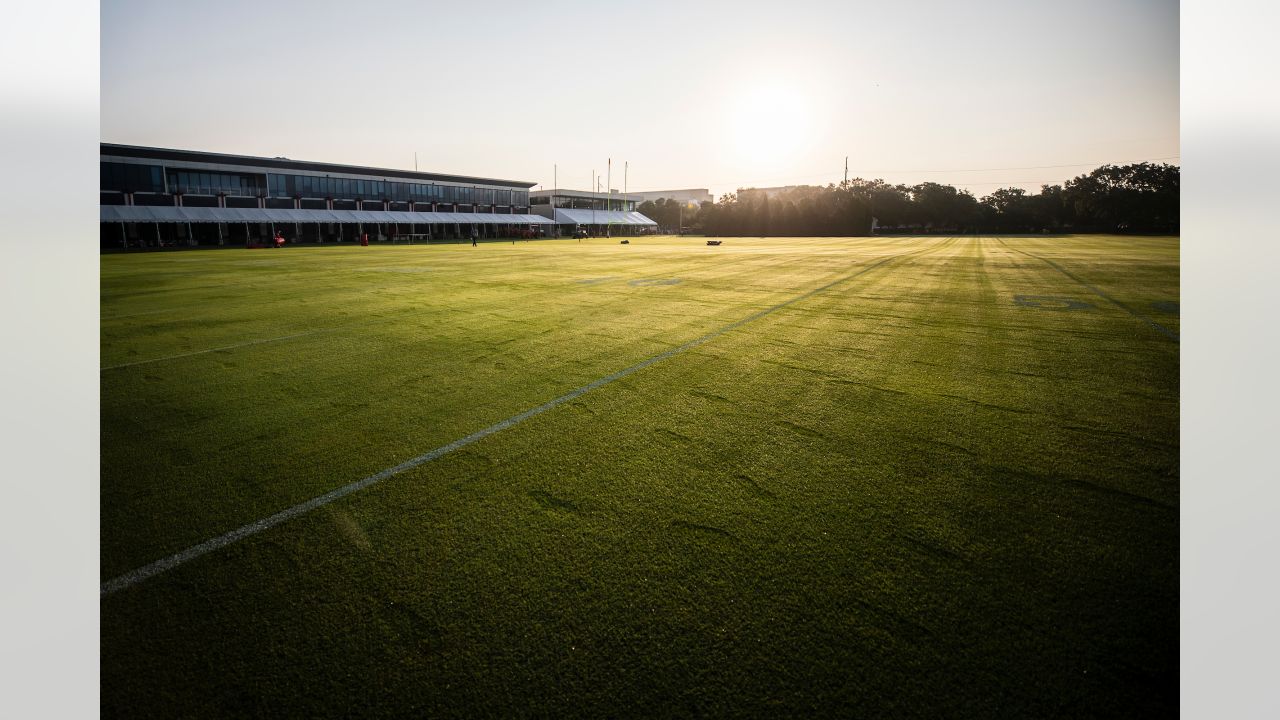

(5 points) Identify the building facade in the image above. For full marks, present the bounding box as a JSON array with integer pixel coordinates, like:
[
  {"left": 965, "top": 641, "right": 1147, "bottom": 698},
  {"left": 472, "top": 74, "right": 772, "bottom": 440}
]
[
  {"left": 101, "top": 144, "right": 553, "bottom": 248},
  {"left": 529, "top": 189, "right": 657, "bottom": 236},
  {"left": 624, "top": 188, "right": 713, "bottom": 207},
  {"left": 735, "top": 186, "right": 801, "bottom": 200}
]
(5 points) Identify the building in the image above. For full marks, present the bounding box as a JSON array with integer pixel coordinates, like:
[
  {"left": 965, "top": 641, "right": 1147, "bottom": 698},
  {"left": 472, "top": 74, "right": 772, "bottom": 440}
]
[
  {"left": 625, "top": 188, "right": 713, "bottom": 207},
  {"left": 736, "top": 186, "right": 802, "bottom": 200},
  {"left": 529, "top": 189, "right": 657, "bottom": 236},
  {"left": 100, "top": 144, "right": 555, "bottom": 248}
]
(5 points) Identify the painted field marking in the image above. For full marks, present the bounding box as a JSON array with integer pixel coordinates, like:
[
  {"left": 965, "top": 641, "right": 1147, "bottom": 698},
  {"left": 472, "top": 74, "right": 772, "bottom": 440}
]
[
  {"left": 1012, "top": 295, "right": 1095, "bottom": 310},
  {"left": 996, "top": 239, "right": 1178, "bottom": 342},
  {"left": 101, "top": 330, "right": 326, "bottom": 371},
  {"left": 628, "top": 278, "right": 682, "bottom": 286},
  {"left": 100, "top": 308, "right": 176, "bottom": 321},
  {"left": 101, "top": 248, "right": 917, "bottom": 597}
]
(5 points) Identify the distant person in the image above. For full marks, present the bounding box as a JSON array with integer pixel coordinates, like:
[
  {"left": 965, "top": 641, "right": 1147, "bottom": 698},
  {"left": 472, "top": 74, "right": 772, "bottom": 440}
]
[{"left": 471, "top": 228, "right": 478, "bottom": 246}]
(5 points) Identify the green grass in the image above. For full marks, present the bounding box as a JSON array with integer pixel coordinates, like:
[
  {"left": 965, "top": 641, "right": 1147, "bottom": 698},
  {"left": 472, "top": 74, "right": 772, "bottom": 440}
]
[{"left": 101, "top": 235, "right": 1178, "bottom": 717}]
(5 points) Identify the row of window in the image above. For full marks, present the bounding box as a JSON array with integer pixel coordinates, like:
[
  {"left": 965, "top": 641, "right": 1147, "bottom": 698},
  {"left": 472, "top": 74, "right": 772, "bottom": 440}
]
[
  {"left": 101, "top": 163, "right": 166, "bottom": 194},
  {"left": 102, "top": 162, "right": 529, "bottom": 206},
  {"left": 535, "top": 196, "right": 638, "bottom": 211},
  {"left": 265, "top": 173, "right": 528, "bottom": 206},
  {"left": 167, "top": 169, "right": 264, "bottom": 196},
  {"left": 102, "top": 163, "right": 267, "bottom": 195}
]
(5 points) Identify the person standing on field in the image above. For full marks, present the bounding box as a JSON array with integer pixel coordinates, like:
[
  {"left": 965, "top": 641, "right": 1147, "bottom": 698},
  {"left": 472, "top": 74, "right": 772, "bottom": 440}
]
[{"left": 471, "top": 227, "right": 478, "bottom": 247}]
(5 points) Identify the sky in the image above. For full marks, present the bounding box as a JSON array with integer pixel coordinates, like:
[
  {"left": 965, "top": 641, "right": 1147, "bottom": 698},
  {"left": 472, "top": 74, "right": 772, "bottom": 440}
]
[{"left": 101, "top": 0, "right": 1178, "bottom": 200}]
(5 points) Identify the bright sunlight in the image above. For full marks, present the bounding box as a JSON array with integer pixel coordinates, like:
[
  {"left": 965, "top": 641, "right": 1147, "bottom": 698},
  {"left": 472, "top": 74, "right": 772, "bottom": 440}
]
[{"left": 728, "top": 82, "right": 811, "bottom": 169}]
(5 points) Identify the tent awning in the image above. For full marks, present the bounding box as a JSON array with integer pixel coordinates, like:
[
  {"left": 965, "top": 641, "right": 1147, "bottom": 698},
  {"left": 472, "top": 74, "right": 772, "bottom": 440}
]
[
  {"left": 552, "top": 209, "right": 657, "bottom": 226},
  {"left": 100, "top": 206, "right": 556, "bottom": 225}
]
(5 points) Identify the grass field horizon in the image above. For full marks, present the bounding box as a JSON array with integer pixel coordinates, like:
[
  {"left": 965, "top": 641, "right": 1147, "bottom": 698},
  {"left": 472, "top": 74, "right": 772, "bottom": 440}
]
[{"left": 101, "top": 235, "right": 1178, "bottom": 716}]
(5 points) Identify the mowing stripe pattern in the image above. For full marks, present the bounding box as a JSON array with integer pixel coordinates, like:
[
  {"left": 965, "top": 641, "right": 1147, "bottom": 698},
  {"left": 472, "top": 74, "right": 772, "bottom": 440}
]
[
  {"left": 101, "top": 251, "right": 911, "bottom": 597},
  {"left": 997, "top": 239, "right": 1178, "bottom": 342}
]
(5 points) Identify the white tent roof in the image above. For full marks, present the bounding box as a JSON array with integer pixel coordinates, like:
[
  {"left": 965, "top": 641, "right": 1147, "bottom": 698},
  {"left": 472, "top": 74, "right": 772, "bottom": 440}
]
[
  {"left": 100, "top": 206, "right": 555, "bottom": 225},
  {"left": 552, "top": 209, "right": 657, "bottom": 226}
]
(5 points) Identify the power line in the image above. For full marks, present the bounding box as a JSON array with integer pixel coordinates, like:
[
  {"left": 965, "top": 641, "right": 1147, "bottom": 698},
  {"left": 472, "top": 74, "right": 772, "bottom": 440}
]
[
  {"left": 867, "top": 156, "right": 1180, "bottom": 174},
  {"left": 624, "top": 155, "right": 1179, "bottom": 194}
]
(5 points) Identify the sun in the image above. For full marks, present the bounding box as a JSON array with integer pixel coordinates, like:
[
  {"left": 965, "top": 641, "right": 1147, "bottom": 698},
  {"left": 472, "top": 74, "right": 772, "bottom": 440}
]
[{"left": 729, "top": 83, "right": 811, "bottom": 167}]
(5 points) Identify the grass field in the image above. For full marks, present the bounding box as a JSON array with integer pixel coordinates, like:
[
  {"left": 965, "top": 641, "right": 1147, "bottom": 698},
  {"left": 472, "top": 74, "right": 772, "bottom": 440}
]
[{"left": 100, "top": 235, "right": 1178, "bottom": 717}]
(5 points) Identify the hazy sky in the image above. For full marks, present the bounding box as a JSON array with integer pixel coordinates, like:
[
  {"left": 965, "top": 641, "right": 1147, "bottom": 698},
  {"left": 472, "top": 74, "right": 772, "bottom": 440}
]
[{"left": 101, "top": 0, "right": 1178, "bottom": 199}]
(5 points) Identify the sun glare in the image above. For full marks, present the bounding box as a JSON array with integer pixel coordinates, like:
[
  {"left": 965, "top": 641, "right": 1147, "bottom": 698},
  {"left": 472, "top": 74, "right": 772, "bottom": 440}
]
[{"left": 729, "top": 83, "right": 810, "bottom": 167}]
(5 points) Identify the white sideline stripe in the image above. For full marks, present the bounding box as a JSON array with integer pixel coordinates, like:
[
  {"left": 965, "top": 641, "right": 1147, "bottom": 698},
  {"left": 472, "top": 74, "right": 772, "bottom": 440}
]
[
  {"left": 101, "top": 308, "right": 175, "bottom": 321},
  {"left": 100, "top": 253, "right": 903, "bottom": 597},
  {"left": 101, "top": 331, "right": 323, "bottom": 370}
]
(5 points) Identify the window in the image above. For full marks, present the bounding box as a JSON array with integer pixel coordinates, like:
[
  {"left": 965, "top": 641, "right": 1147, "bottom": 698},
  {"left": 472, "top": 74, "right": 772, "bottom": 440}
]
[{"left": 101, "top": 162, "right": 136, "bottom": 192}]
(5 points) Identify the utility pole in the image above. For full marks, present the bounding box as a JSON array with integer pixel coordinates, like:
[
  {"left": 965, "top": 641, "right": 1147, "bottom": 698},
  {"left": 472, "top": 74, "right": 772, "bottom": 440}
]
[
  {"left": 844, "top": 156, "right": 848, "bottom": 186},
  {"left": 607, "top": 158, "right": 612, "bottom": 212}
]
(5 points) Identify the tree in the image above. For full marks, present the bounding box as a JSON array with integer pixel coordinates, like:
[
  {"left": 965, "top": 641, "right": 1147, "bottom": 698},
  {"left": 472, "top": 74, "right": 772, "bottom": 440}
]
[
  {"left": 697, "top": 162, "right": 1176, "bottom": 237},
  {"left": 1063, "top": 163, "right": 1178, "bottom": 232}
]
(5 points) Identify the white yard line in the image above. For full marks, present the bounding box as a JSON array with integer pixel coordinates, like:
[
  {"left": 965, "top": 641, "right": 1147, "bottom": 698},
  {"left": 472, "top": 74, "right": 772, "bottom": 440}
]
[
  {"left": 101, "top": 250, "right": 915, "bottom": 597},
  {"left": 100, "top": 331, "right": 325, "bottom": 371}
]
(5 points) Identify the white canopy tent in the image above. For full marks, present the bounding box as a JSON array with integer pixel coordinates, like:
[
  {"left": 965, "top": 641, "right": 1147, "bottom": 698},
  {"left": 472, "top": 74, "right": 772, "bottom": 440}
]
[{"left": 551, "top": 209, "right": 657, "bottom": 226}]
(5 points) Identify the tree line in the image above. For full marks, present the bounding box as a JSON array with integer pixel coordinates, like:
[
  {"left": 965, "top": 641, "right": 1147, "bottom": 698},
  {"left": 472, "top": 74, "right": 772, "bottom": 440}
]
[{"left": 638, "top": 162, "right": 1178, "bottom": 236}]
